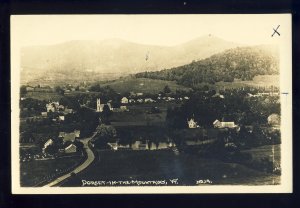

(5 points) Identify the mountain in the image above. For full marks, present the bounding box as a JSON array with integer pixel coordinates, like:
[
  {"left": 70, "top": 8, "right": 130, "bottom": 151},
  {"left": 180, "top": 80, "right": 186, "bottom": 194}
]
[
  {"left": 21, "top": 35, "right": 239, "bottom": 83},
  {"left": 135, "top": 45, "right": 279, "bottom": 88}
]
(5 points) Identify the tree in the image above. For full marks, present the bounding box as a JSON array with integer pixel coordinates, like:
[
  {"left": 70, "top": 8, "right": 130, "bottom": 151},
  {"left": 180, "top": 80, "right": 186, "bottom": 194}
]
[
  {"left": 89, "top": 83, "right": 101, "bottom": 92},
  {"left": 93, "top": 124, "right": 117, "bottom": 148},
  {"left": 101, "top": 105, "right": 112, "bottom": 124},
  {"left": 73, "top": 140, "right": 84, "bottom": 153},
  {"left": 54, "top": 86, "right": 64, "bottom": 95},
  {"left": 163, "top": 85, "right": 171, "bottom": 94},
  {"left": 20, "top": 86, "right": 27, "bottom": 96},
  {"left": 59, "top": 97, "right": 80, "bottom": 111},
  {"left": 44, "top": 143, "right": 59, "bottom": 155}
]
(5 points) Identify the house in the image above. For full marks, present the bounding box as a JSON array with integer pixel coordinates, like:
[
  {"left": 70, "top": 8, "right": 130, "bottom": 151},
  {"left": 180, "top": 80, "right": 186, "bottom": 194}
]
[
  {"left": 58, "top": 115, "right": 65, "bottom": 121},
  {"left": 59, "top": 130, "right": 80, "bottom": 143},
  {"left": 41, "top": 112, "right": 47, "bottom": 117},
  {"left": 136, "top": 92, "right": 143, "bottom": 97},
  {"left": 46, "top": 102, "right": 60, "bottom": 112},
  {"left": 120, "top": 106, "right": 128, "bottom": 111},
  {"left": 63, "top": 132, "right": 77, "bottom": 142},
  {"left": 63, "top": 108, "right": 73, "bottom": 114},
  {"left": 107, "top": 142, "right": 119, "bottom": 150},
  {"left": 213, "top": 120, "right": 237, "bottom": 129},
  {"left": 164, "top": 97, "right": 175, "bottom": 102},
  {"left": 149, "top": 142, "right": 171, "bottom": 150},
  {"left": 42, "top": 139, "right": 54, "bottom": 153},
  {"left": 74, "top": 130, "right": 80, "bottom": 138},
  {"left": 131, "top": 140, "right": 149, "bottom": 150},
  {"left": 118, "top": 144, "right": 130, "bottom": 149},
  {"left": 64, "top": 144, "right": 77, "bottom": 153},
  {"left": 130, "top": 92, "right": 136, "bottom": 97},
  {"left": 212, "top": 93, "right": 225, "bottom": 99},
  {"left": 129, "top": 99, "right": 135, "bottom": 103},
  {"left": 121, "top": 97, "right": 129, "bottom": 104},
  {"left": 144, "top": 98, "right": 155, "bottom": 103},
  {"left": 58, "top": 105, "right": 65, "bottom": 111},
  {"left": 58, "top": 132, "right": 66, "bottom": 138},
  {"left": 247, "top": 93, "right": 254, "bottom": 97},
  {"left": 137, "top": 98, "right": 144, "bottom": 103},
  {"left": 34, "top": 86, "right": 53, "bottom": 92},
  {"left": 187, "top": 118, "right": 199, "bottom": 128},
  {"left": 138, "top": 143, "right": 148, "bottom": 150},
  {"left": 185, "top": 139, "right": 217, "bottom": 146},
  {"left": 26, "top": 86, "right": 35, "bottom": 92}
]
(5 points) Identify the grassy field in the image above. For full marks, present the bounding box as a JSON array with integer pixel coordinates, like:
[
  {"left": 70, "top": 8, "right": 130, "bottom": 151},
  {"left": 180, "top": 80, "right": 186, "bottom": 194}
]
[
  {"left": 24, "top": 91, "right": 63, "bottom": 101},
  {"left": 62, "top": 150, "right": 279, "bottom": 186},
  {"left": 110, "top": 109, "right": 167, "bottom": 124},
  {"left": 214, "top": 75, "right": 279, "bottom": 90},
  {"left": 20, "top": 156, "right": 82, "bottom": 187},
  {"left": 242, "top": 144, "right": 281, "bottom": 164},
  {"left": 102, "top": 77, "right": 191, "bottom": 94},
  {"left": 109, "top": 102, "right": 170, "bottom": 128}
]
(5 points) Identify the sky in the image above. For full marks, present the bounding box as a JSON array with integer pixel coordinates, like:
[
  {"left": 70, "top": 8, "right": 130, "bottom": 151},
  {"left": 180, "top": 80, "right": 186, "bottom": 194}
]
[{"left": 11, "top": 14, "right": 290, "bottom": 47}]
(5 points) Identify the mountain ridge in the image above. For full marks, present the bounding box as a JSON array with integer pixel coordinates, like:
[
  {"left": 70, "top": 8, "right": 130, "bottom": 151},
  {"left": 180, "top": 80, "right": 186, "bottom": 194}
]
[
  {"left": 21, "top": 35, "right": 240, "bottom": 79},
  {"left": 135, "top": 44, "right": 279, "bottom": 88}
]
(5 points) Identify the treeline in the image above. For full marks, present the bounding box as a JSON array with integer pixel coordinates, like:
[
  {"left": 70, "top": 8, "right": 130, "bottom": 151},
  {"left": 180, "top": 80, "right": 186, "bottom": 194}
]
[
  {"left": 166, "top": 89, "right": 280, "bottom": 129},
  {"left": 135, "top": 46, "right": 279, "bottom": 87}
]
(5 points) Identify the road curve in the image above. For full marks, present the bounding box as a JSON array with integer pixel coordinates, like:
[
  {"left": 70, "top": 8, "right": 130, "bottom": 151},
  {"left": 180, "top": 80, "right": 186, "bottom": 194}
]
[{"left": 43, "top": 132, "right": 97, "bottom": 187}]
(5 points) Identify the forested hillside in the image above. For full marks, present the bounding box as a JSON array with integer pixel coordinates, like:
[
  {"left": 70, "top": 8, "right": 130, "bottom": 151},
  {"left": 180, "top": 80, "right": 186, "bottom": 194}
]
[{"left": 135, "top": 45, "right": 279, "bottom": 87}]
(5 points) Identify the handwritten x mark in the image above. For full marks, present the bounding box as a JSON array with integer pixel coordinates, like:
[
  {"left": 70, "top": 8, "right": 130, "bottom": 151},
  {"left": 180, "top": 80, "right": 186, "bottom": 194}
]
[{"left": 272, "top": 25, "right": 280, "bottom": 37}]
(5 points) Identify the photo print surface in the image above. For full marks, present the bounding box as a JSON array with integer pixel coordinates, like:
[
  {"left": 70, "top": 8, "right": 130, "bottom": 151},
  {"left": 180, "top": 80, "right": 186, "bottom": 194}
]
[{"left": 11, "top": 14, "right": 292, "bottom": 194}]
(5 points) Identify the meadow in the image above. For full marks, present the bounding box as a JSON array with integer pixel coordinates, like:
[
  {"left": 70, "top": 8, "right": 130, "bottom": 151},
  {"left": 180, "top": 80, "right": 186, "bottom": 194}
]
[
  {"left": 20, "top": 155, "right": 82, "bottom": 187},
  {"left": 62, "top": 149, "right": 279, "bottom": 186},
  {"left": 102, "top": 77, "right": 191, "bottom": 94}
]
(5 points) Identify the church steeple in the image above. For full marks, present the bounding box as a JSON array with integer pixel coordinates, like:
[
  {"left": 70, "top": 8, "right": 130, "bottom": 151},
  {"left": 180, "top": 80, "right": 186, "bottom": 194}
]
[{"left": 96, "top": 98, "right": 101, "bottom": 112}]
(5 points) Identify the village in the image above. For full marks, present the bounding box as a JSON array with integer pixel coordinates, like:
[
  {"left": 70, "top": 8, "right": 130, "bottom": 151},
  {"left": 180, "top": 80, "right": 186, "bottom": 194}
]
[{"left": 19, "top": 82, "right": 281, "bottom": 186}]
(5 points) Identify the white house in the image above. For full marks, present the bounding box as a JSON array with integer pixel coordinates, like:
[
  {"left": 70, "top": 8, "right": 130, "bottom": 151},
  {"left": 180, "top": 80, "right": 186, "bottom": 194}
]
[
  {"left": 107, "top": 142, "right": 119, "bottom": 150},
  {"left": 137, "top": 98, "right": 144, "bottom": 103},
  {"left": 213, "top": 120, "right": 237, "bottom": 129},
  {"left": 41, "top": 112, "right": 48, "bottom": 117},
  {"left": 63, "top": 108, "right": 73, "bottom": 115},
  {"left": 187, "top": 118, "right": 199, "bottom": 128},
  {"left": 58, "top": 115, "right": 65, "bottom": 121},
  {"left": 46, "top": 102, "right": 60, "bottom": 112},
  {"left": 121, "top": 97, "right": 129, "bottom": 104},
  {"left": 212, "top": 93, "right": 225, "bottom": 99},
  {"left": 42, "top": 139, "right": 54, "bottom": 153},
  {"left": 74, "top": 130, "right": 80, "bottom": 138},
  {"left": 120, "top": 105, "right": 128, "bottom": 111},
  {"left": 144, "top": 98, "right": 155, "bottom": 103},
  {"left": 64, "top": 144, "right": 77, "bottom": 153},
  {"left": 129, "top": 99, "right": 135, "bottom": 103}
]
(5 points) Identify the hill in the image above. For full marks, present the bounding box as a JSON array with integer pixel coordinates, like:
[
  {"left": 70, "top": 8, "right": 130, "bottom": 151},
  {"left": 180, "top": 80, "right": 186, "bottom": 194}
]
[
  {"left": 21, "top": 35, "right": 239, "bottom": 83},
  {"left": 135, "top": 45, "right": 279, "bottom": 88}
]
